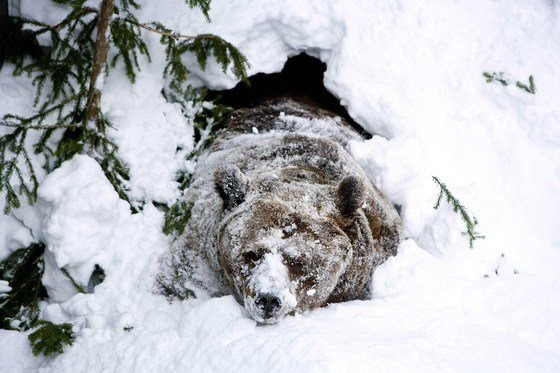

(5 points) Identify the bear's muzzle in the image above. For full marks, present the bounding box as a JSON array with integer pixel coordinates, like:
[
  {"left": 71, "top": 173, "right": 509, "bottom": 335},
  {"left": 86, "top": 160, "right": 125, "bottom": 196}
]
[{"left": 244, "top": 252, "right": 297, "bottom": 324}]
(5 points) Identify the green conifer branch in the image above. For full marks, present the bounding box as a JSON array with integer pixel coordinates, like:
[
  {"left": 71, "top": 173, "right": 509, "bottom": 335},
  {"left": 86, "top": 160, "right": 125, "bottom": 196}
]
[
  {"left": 0, "top": 128, "right": 39, "bottom": 213},
  {"left": 515, "top": 75, "right": 536, "bottom": 94},
  {"left": 185, "top": 0, "right": 212, "bottom": 22},
  {"left": 125, "top": 20, "right": 249, "bottom": 82},
  {"left": 483, "top": 71, "right": 536, "bottom": 95},
  {"left": 0, "top": 243, "right": 47, "bottom": 330},
  {"left": 163, "top": 201, "right": 192, "bottom": 237},
  {"left": 482, "top": 71, "right": 509, "bottom": 86},
  {"left": 110, "top": 15, "right": 151, "bottom": 83},
  {"left": 432, "top": 176, "right": 485, "bottom": 248},
  {"left": 28, "top": 320, "right": 74, "bottom": 356},
  {"left": 1, "top": 0, "right": 249, "bottom": 214}
]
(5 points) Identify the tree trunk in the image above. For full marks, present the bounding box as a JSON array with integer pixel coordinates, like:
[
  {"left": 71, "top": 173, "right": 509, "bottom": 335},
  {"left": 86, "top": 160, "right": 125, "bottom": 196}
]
[{"left": 85, "top": 0, "right": 114, "bottom": 123}]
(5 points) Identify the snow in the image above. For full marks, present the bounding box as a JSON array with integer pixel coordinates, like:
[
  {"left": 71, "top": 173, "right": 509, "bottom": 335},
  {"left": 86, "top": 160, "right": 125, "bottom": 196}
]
[
  {"left": 0, "top": 330, "right": 41, "bottom": 372},
  {"left": 1, "top": 0, "right": 560, "bottom": 371},
  {"left": 37, "top": 155, "right": 133, "bottom": 302},
  {"left": 0, "top": 280, "right": 11, "bottom": 293},
  {"left": 100, "top": 58, "right": 195, "bottom": 204}
]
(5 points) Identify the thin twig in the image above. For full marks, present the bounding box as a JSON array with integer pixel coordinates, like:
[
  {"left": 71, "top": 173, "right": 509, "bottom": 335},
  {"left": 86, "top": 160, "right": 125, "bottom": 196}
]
[
  {"left": 0, "top": 122, "right": 77, "bottom": 130},
  {"left": 124, "top": 19, "right": 198, "bottom": 40}
]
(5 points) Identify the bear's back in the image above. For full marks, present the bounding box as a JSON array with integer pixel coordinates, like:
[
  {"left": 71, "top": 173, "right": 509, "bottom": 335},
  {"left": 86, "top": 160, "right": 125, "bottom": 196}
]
[{"left": 212, "top": 98, "right": 364, "bottom": 152}]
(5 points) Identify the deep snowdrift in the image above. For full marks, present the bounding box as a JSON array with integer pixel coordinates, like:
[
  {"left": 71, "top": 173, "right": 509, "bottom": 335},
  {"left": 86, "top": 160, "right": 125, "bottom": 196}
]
[{"left": 1, "top": 0, "right": 560, "bottom": 371}]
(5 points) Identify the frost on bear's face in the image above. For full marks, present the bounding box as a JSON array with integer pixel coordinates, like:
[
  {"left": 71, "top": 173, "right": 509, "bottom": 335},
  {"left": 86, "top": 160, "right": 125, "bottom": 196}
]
[{"left": 217, "top": 198, "right": 352, "bottom": 324}]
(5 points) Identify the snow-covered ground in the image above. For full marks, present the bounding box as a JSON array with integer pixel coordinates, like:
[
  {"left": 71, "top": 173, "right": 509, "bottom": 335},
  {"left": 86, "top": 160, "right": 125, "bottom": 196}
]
[{"left": 2, "top": 0, "right": 560, "bottom": 371}]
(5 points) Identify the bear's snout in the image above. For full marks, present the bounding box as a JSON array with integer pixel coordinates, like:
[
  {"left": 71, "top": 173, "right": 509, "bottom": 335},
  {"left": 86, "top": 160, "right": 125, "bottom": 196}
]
[
  {"left": 244, "top": 252, "right": 297, "bottom": 324},
  {"left": 255, "top": 293, "right": 281, "bottom": 318}
]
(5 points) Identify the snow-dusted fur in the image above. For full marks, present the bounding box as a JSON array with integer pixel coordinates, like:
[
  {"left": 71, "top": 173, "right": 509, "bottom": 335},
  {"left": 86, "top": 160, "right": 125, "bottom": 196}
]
[{"left": 157, "top": 98, "right": 403, "bottom": 324}]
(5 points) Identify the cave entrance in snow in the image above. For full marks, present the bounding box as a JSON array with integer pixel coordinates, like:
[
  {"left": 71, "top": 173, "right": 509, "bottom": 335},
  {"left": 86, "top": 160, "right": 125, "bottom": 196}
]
[{"left": 209, "top": 53, "right": 371, "bottom": 139}]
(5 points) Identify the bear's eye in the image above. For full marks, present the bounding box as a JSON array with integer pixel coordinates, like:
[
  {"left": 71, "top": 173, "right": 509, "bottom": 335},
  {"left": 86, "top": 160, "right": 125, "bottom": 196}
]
[
  {"left": 285, "top": 257, "right": 305, "bottom": 277},
  {"left": 243, "top": 251, "right": 261, "bottom": 263}
]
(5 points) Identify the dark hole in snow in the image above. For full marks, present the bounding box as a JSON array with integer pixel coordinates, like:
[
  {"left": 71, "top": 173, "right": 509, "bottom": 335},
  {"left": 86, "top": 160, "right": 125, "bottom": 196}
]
[
  {"left": 86, "top": 264, "right": 106, "bottom": 293},
  {"left": 208, "top": 53, "right": 371, "bottom": 139}
]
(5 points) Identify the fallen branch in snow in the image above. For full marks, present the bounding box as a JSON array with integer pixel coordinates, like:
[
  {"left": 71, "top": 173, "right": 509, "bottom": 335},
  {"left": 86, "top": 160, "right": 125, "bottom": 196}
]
[
  {"left": 483, "top": 71, "right": 509, "bottom": 86},
  {"left": 482, "top": 71, "right": 536, "bottom": 95},
  {"left": 432, "top": 176, "right": 485, "bottom": 248},
  {"left": 515, "top": 75, "right": 536, "bottom": 94},
  {"left": 28, "top": 320, "right": 74, "bottom": 357}
]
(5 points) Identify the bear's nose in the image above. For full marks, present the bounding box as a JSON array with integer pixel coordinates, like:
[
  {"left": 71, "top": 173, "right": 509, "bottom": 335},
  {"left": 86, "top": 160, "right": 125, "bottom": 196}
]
[{"left": 255, "top": 293, "right": 281, "bottom": 317}]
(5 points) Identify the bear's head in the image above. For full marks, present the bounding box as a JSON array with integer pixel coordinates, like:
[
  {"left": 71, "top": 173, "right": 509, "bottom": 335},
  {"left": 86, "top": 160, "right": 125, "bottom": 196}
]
[{"left": 214, "top": 164, "right": 366, "bottom": 324}]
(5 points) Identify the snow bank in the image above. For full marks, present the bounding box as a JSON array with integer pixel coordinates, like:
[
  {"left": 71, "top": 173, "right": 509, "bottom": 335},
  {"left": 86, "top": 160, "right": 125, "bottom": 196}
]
[
  {"left": 1, "top": 0, "right": 560, "bottom": 371},
  {"left": 36, "top": 155, "right": 132, "bottom": 301}
]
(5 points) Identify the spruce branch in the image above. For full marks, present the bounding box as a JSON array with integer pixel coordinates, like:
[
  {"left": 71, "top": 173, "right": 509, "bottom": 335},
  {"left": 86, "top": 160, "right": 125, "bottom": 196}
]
[
  {"left": 0, "top": 243, "right": 47, "bottom": 330},
  {"left": 117, "top": 0, "right": 141, "bottom": 12},
  {"left": 0, "top": 0, "right": 131, "bottom": 214},
  {"left": 163, "top": 201, "right": 192, "bottom": 237},
  {"left": 110, "top": 15, "right": 151, "bottom": 82},
  {"left": 0, "top": 128, "right": 39, "bottom": 213},
  {"left": 125, "top": 20, "right": 249, "bottom": 82},
  {"left": 87, "top": 115, "right": 132, "bottom": 205},
  {"left": 185, "top": 0, "right": 212, "bottom": 22},
  {"left": 432, "top": 176, "right": 485, "bottom": 248},
  {"left": 483, "top": 71, "right": 536, "bottom": 95},
  {"left": 482, "top": 71, "right": 509, "bottom": 86},
  {"left": 39, "top": 6, "right": 98, "bottom": 33},
  {"left": 28, "top": 320, "right": 74, "bottom": 357},
  {"left": 1, "top": 0, "right": 248, "bottom": 214},
  {"left": 515, "top": 75, "right": 536, "bottom": 94}
]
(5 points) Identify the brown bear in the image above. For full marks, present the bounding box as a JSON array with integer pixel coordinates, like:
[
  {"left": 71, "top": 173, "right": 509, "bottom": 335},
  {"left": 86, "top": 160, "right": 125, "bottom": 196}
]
[{"left": 157, "top": 98, "right": 403, "bottom": 324}]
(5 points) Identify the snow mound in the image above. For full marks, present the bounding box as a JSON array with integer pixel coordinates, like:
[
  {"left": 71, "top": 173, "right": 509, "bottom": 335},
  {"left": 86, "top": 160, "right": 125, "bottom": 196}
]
[{"left": 36, "top": 156, "right": 131, "bottom": 301}]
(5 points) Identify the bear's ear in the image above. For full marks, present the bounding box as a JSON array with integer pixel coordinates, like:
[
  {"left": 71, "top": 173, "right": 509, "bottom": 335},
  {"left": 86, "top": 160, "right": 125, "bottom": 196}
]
[
  {"left": 336, "top": 175, "right": 366, "bottom": 217},
  {"left": 215, "top": 164, "right": 247, "bottom": 210}
]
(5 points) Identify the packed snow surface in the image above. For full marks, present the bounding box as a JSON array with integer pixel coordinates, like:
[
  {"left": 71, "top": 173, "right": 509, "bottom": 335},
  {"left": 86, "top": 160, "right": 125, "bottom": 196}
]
[{"left": 1, "top": 0, "right": 560, "bottom": 371}]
